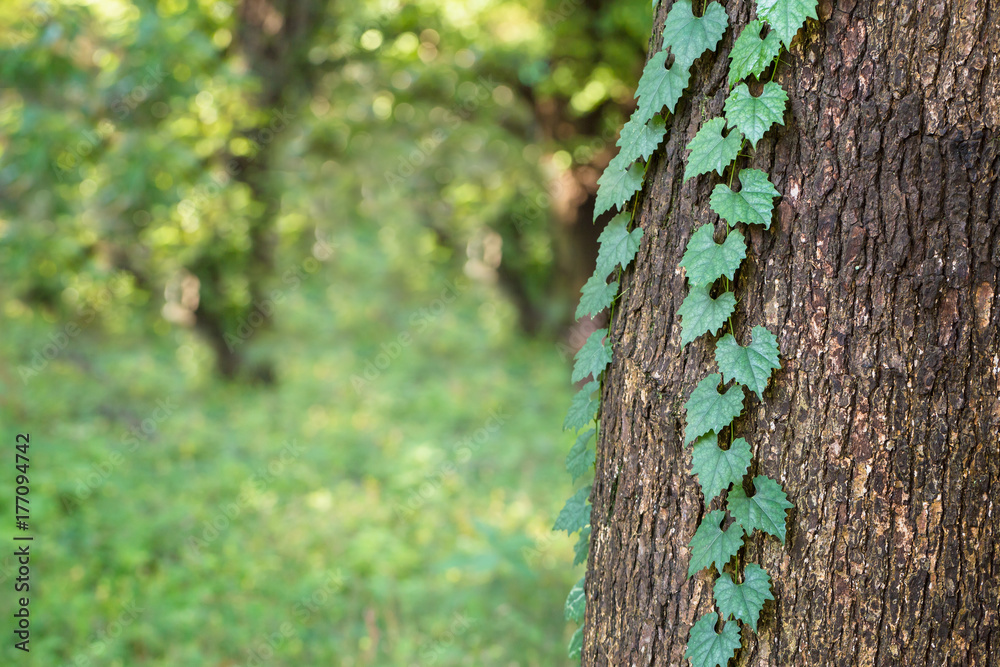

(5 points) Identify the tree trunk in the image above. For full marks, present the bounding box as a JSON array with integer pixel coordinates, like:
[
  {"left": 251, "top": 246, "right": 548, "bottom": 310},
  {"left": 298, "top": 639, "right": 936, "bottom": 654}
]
[{"left": 584, "top": 0, "right": 1000, "bottom": 665}]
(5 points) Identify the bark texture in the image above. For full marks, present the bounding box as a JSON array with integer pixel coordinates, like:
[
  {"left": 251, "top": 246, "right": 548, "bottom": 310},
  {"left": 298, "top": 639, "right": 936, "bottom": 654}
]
[{"left": 584, "top": 0, "right": 1000, "bottom": 665}]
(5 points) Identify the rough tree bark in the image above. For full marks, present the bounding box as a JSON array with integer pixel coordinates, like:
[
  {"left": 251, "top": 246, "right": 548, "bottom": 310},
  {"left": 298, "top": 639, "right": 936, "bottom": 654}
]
[{"left": 584, "top": 0, "right": 1000, "bottom": 665}]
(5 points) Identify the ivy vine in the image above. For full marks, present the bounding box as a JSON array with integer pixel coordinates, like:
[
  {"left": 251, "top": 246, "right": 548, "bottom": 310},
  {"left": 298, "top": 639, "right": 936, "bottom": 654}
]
[{"left": 555, "top": 0, "right": 818, "bottom": 664}]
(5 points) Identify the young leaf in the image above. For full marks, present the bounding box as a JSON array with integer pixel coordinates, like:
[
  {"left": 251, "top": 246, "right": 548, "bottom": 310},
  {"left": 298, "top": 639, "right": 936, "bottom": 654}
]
[
  {"left": 684, "top": 373, "right": 744, "bottom": 444},
  {"left": 594, "top": 160, "right": 645, "bottom": 221},
  {"left": 691, "top": 434, "right": 753, "bottom": 501},
  {"left": 724, "top": 82, "right": 788, "bottom": 148},
  {"left": 565, "top": 576, "right": 586, "bottom": 622},
  {"left": 573, "top": 525, "right": 591, "bottom": 566},
  {"left": 757, "top": 0, "right": 819, "bottom": 48},
  {"left": 595, "top": 215, "right": 644, "bottom": 277},
  {"left": 568, "top": 625, "right": 583, "bottom": 660},
  {"left": 571, "top": 327, "right": 612, "bottom": 383},
  {"left": 713, "top": 563, "right": 775, "bottom": 631},
  {"left": 635, "top": 49, "right": 692, "bottom": 123},
  {"left": 616, "top": 111, "right": 668, "bottom": 165},
  {"left": 715, "top": 325, "right": 781, "bottom": 399},
  {"left": 728, "top": 20, "right": 782, "bottom": 86},
  {"left": 576, "top": 274, "right": 619, "bottom": 319},
  {"left": 563, "top": 380, "right": 600, "bottom": 431},
  {"left": 566, "top": 428, "right": 596, "bottom": 481},
  {"left": 728, "top": 475, "right": 794, "bottom": 542},
  {"left": 687, "top": 509, "right": 744, "bottom": 577},
  {"left": 684, "top": 117, "right": 743, "bottom": 182},
  {"left": 553, "top": 485, "right": 592, "bottom": 534},
  {"left": 709, "top": 168, "right": 779, "bottom": 228},
  {"left": 685, "top": 613, "right": 742, "bottom": 667},
  {"left": 662, "top": 1, "right": 729, "bottom": 69},
  {"left": 679, "top": 224, "right": 746, "bottom": 287},
  {"left": 677, "top": 285, "right": 737, "bottom": 346}
]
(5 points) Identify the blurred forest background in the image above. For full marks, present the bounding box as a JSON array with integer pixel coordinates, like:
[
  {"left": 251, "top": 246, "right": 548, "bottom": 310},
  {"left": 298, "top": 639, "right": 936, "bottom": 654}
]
[{"left": 0, "top": 0, "right": 651, "bottom": 664}]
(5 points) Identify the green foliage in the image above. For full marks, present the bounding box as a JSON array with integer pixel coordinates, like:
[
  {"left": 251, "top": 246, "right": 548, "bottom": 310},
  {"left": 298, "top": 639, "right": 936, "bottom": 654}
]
[
  {"left": 576, "top": 275, "right": 620, "bottom": 319},
  {"left": 554, "top": 485, "right": 593, "bottom": 534},
  {"left": 715, "top": 326, "right": 782, "bottom": 400},
  {"left": 635, "top": 49, "right": 692, "bottom": 123},
  {"left": 685, "top": 613, "right": 742, "bottom": 667},
  {"left": 757, "top": 0, "right": 820, "bottom": 48},
  {"left": 728, "top": 21, "right": 783, "bottom": 86},
  {"left": 564, "top": 380, "right": 601, "bottom": 431},
  {"left": 595, "top": 216, "right": 645, "bottom": 277},
  {"left": 691, "top": 435, "right": 753, "bottom": 501},
  {"left": 568, "top": 626, "right": 584, "bottom": 660},
  {"left": 616, "top": 112, "right": 668, "bottom": 165},
  {"left": 724, "top": 82, "right": 788, "bottom": 148},
  {"left": 713, "top": 564, "right": 774, "bottom": 631},
  {"left": 709, "top": 168, "right": 781, "bottom": 228},
  {"left": 728, "top": 475, "right": 794, "bottom": 542},
  {"left": 687, "top": 510, "right": 745, "bottom": 577},
  {"left": 679, "top": 224, "right": 746, "bottom": 287},
  {"left": 566, "top": 429, "right": 597, "bottom": 481},
  {"left": 594, "top": 160, "right": 646, "bottom": 220},
  {"left": 678, "top": 285, "right": 737, "bottom": 346},
  {"left": 661, "top": 1, "right": 730, "bottom": 69},
  {"left": 574, "top": 526, "right": 592, "bottom": 566},
  {"left": 684, "top": 117, "right": 744, "bottom": 182},
  {"left": 565, "top": 577, "right": 586, "bottom": 622},
  {"left": 683, "top": 374, "right": 745, "bottom": 445},
  {"left": 572, "top": 328, "right": 613, "bottom": 383}
]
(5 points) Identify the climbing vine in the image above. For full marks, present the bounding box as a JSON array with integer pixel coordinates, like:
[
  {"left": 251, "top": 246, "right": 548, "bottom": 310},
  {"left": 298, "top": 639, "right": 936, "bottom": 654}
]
[{"left": 555, "top": 0, "right": 818, "bottom": 664}]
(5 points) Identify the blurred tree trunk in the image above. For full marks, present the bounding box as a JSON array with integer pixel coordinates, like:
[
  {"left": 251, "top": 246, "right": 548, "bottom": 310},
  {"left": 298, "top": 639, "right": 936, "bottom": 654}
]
[
  {"left": 584, "top": 0, "right": 1000, "bottom": 664},
  {"left": 191, "top": 0, "right": 328, "bottom": 379}
]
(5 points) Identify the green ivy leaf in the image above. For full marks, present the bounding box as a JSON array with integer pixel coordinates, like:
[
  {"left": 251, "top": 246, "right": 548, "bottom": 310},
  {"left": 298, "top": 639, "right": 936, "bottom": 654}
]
[
  {"left": 595, "top": 215, "right": 644, "bottom": 277},
  {"left": 679, "top": 224, "right": 746, "bottom": 287},
  {"left": 563, "top": 380, "right": 600, "bottom": 431},
  {"left": 757, "top": 0, "right": 819, "bottom": 48},
  {"left": 723, "top": 82, "right": 787, "bottom": 149},
  {"left": 576, "top": 273, "right": 619, "bottom": 319},
  {"left": 571, "top": 327, "right": 612, "bottom": 383},
  {"left": 554, "top": 485, "right": 592, "bottom": 534},
  {"left": 594, "top": 160, "right": 645, "bottom": 221},
  {"left": 709, "top": 168, "right": 779, "bottom": 228},
  {"left": 691, "top": 434, "right": 753, "bottom": 501},
  {"left": 713, "top": 563, "right": 775, "bottom": 631},
  {"left": 662, "top": 1, "right": 729, "bottom": 69},
  {"left": 616, "top": 111, "right": 668, "bottom": 165},
  {"left": 565, "top": 576, "right": 586, "bottom": 622},
  {"left": 685, "top": 613, "right": 742, "bottom": 667},
  {"left": 683, "top": 373, "right": 744, "bottom": 444},
  {"left": 728, "top": 21, "right": 783, "bottom": 86},
  {"left": 677, "top": 285, "right": 736, "bottom": 346},
  {"left": 715, "top": 326, "right": 781, "bottom": 400},
  {"left": 687, "top": 509, "right": 744, "bottom": 577},
  {"left": 684, "top": 117, "right": 743, "bottom": 182},
  {"left": 635, "top": 49, "right": 692, "bottom": 123},
  {"left": 573, "top": 525, "right": 591, "bottom": 566},
  {"left": 728, "top": 475, "right": 793, "bottom": 542},
  {"left": 568, "top": 625, "right": 583, "bottom": 660},
  {"left": 566, "top": 428, "right": 596, "bottom": 481}
]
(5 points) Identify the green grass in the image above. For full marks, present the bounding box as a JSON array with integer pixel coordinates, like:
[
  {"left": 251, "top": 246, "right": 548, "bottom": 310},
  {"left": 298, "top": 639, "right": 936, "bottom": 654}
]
[{"left": 0, "top": 231, "right": 583, "bottom": 666}]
